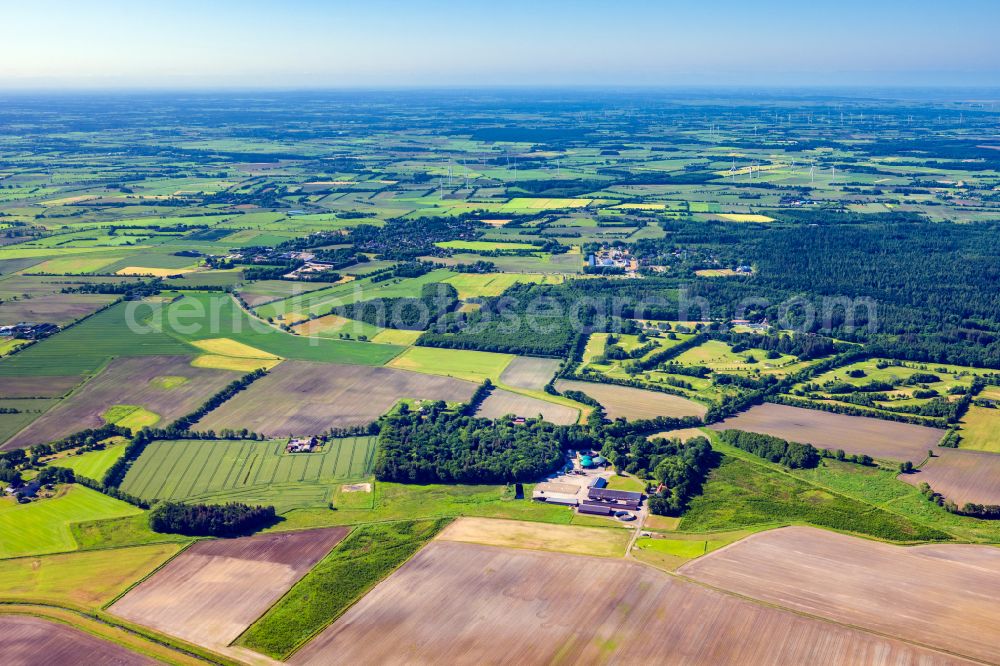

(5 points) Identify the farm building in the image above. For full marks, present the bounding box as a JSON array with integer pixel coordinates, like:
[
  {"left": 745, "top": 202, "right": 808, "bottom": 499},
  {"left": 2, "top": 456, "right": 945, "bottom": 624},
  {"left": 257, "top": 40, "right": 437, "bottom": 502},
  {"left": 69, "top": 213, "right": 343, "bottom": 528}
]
[
  {"left": 578, "top": 502, "right": 614, "bottom": 516},
  {"left": 588, "top": 476, "right": 608, "bottom": 489},
  {"left": 587, "top": 487, "right": 643, "bottom": 510},
  {"left": 532, "top": 481, "right": 582, "bottom": 505},
  {"left": 287, "top": 436, "right": 318, "bottom": 453}
]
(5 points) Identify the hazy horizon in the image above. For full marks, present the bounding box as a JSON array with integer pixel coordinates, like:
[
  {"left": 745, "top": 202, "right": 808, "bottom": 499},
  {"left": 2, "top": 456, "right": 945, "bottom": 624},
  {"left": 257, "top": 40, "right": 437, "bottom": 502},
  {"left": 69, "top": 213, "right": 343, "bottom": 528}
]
[{"left": 3, "top": 0, "right": 998, "bottom": 90}]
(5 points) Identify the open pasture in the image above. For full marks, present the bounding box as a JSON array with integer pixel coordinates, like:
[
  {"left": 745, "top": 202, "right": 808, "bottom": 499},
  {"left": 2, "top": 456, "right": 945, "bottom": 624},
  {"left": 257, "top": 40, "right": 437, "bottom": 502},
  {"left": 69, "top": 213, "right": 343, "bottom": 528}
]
[
  {"left": 237, "top": 279, "right": 337, "bottom": 308},
  {"left": 679, "top": 526, "right": 1000, "bottom": 664},
  {"left": 710, "top": 402, "right": 945, "bottom": 461},
  {"left": 49, "top": 440, "right": 126, "bottom": 480},
  {"left": 121, "top": 436, "right": 377, "bottom": 508},
  {"left": 0, "top": 485, "right": 141, "bottom": 559},
  {"left": 442, "top": 272, "right": 562, "bottom": 299},
  {"left": 3, "top": 355, "right": 240, "bottom": 450},
  {"left": 0, "top": 293, "right": 117, "bottom": 327},
  {"left": 957, "top": 405, "right": 1000, "bottom": 453},
  {"left": 196, "top": 360, "right": 477, "bottom": 435},
  {"left": 0, "top": 543, "right": 181, "bottom": 608},
  {"left": 498, "top": 355, "right": 561, "bottom": 390},
  {"left": 474, "top": 388, "right": 578, "bottom": 425},
  {"left": 387, "top": 346, "right": 513, "bottom": 383},
  {"left": 902, "top": 448, "right": 1000, "bottom": 505},
  {"left": 555, "top": 379, "right": 707, "bottom": 420},
  {"left": 0, "top": 616, "right": 155, "bottom": 666},
  {"left": 110, "top": 527, "right": 348, "bottom": 651},
  {"left": 291, "top": 540, "right": 963, "bottom": 665}
]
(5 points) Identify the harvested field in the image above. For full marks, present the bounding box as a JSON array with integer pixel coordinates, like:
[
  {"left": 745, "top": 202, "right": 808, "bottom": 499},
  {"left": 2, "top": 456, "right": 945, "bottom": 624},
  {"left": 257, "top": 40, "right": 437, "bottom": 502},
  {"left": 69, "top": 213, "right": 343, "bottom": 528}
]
[
  {"left": 110, "top": 527, "right": 348, "bottom": 650},
  {"left": 3, "top": 356, "right": 240, "bottom": 450},
  {"left": 710, "top": 402, "right": 945, "bottom": 461},
  {"left": 0, "top": 615, "right": 155, "bottom": 666},
  {"left": 498, "top": 356, "right": 561, "bottom": 390},
  {"left": 437, "top": 517, "right": 628, "bottom": 557},
  {"left": 196, "top": 360, "right": 477, "bottom": 435},
  {"left": 0, "top": 375, "right": 80, "bottom": 398},
  {"left": 902, "top": 448, "right": 1000, "bottom": 505},
  {"left": 0, "top": 293, "right": 117, "bottom": 327},
  {"left": 680, "top": 526, "right": 1000, "bottom": 664},
  {"left": 554, "top": 379, "right": 707, "bottom": 420},
  {"left": 475, "top": 388, "right": 578, "bottom": 425},
  {"left": 291, "top": 541, "right": 966, "bottom": 665}
]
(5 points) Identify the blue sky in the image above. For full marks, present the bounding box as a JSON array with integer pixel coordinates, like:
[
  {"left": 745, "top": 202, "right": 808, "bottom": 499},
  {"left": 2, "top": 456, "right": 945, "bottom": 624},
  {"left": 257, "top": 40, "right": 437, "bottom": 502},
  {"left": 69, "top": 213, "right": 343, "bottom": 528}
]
[{"left": 2, "top": 0, "right": 998, "bottom": 88}]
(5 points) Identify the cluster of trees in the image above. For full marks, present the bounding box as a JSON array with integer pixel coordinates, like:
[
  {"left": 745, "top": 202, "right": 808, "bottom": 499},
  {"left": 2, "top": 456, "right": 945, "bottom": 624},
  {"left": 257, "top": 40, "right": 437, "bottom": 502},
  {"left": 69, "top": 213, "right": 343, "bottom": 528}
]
[
  {"left": 149, "top": 501, "right": 276, "bottom": 536},
  {"left": 375, "top": 403, "right": 567, "bottom": 484},
  {"left": 604, "top": 436, "right": 715, "bottom": 516},
  {"left": 343, "top": 283, "right": 458, "bottom": 331},
  {"left": 349, "top": 215, "right": 484, "bottom": 260},
  {"left": 716, "top": 429, "right": 820, "bottom": 469}
]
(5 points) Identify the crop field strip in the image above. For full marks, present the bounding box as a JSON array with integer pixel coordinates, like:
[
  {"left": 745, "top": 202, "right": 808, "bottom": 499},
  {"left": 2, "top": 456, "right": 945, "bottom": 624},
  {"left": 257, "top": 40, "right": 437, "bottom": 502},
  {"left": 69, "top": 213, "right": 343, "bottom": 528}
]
[
  {"left": 2, "top": 355, "right": 241, "bottom": 450},
  {"left": 554, "top": 378, "right": 708, "bottom": 419},
  {"left": 290, "top": 540, "right": 965, "bottom": 665},
  {"left": 121, "top": 436, "right": 377, "bottom": 504},
  {"left": 195, "top": 360, "right": 478, "bottom": 436},
  {"left": 710, "top": 402, "right": 946, "bottom": 461},
  {"left": 474, "top": 389, "right": 578, "bottom": 425},
  {"left": 679, "top": 526, "right": 1000, "bottom": 664},
  {"left": 901, "top": 448, "right": 1000, "bottom": 505}
]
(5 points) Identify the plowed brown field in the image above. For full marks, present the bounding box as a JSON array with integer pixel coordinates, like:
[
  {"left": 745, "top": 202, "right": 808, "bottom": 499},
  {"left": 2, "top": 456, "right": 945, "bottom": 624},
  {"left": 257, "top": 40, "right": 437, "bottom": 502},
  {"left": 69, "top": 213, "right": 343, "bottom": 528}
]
[{"left": 110, "top": 527, "right": 348, "bottom": 650}]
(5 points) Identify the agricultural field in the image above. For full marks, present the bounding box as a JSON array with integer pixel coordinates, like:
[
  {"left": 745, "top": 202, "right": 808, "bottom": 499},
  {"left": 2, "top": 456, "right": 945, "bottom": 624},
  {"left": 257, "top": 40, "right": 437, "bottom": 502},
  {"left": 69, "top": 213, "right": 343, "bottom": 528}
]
[
  {"left": 48, "top": 440, "right": 126, "bottom": 480},
  {"left": 110, "top": 527, "right": 348, "bottom": 651},
  {"left": 121, "top": 437, "right": 377, "bottom": 511},
  {"left": 290, "top": 540, "right": 960, "bottom": 665},
  {"left": 497, "top": 355, "right": 561, "bottom": 390},
  {"left": 196, "top": 360, "right": 477, "bottom": 435},
  {"left": 442, "top": 272, "right": 562, "bottom": 299},
  {"left": 710, "top": 402, "right": 945, "bottom": 461},
  {"left": 680, "top": 526, "right": 1000, "bottom": 664},
  {"left": 0, "top": 485, "right": 142, "bottom": 559},
  {"left": 0, "top": 543, "right": 181, "bottom": 607},
  {"left": 437, "top": 517, "right": 629, "bottom": 557},
  {"left": 902, "top": 448, "right": 1000, "bottom": 506},
  {"left": 956, "top": 405, "right": 1000, "bottom": 452},
  {"left": 0, "top": 616, "right": 155, "bottom": 666},
  {"left": 554, "top": 378, "right": 708, "bottom": 420},
  {"left": 0, "top": 293, "right": 118, "bottom": 327},
  {"left": 2, "top": 356, "right": 240, "bottom": 450},
  {"left": 474, "top": 388, "right": 579, "bottom": 425},
  {"left": 387, "top": 346, "right": 513, "bottom": 383}
]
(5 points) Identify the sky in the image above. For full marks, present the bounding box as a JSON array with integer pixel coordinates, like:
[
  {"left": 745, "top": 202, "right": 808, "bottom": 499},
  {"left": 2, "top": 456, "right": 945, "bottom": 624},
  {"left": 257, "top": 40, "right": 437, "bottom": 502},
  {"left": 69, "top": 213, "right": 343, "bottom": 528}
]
[{"left": 2, "top": 0, "right": 998, "bottom": 89}]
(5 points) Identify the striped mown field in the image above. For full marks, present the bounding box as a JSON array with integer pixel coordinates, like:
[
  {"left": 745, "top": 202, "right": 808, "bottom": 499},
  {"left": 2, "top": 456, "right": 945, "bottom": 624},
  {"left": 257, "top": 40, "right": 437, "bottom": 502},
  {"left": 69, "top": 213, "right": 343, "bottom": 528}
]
[{"left": 121, "top": 437, "right": 376, "bottom": 511}]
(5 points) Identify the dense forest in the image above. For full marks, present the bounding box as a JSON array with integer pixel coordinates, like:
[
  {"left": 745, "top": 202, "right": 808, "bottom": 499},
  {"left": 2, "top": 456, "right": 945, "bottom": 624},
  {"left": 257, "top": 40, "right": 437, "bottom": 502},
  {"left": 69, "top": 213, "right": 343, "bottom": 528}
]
[
  {"left": 149, "top": 501, "right": 276, "bottom": 537},
  {"left": 374, "top": 402, "right": 569, "bottom": 483}
]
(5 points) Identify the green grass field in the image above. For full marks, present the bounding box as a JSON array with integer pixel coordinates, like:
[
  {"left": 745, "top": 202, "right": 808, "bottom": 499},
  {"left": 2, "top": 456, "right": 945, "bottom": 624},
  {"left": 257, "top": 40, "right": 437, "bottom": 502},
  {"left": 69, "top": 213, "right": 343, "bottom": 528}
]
[
  {"left": 158, "top": 293, "right": 403, "bottom": 366},
  {"left": 388, "top": 345, "right": 512, "bottom": 382},
  {"left": 120, "top": 437, "right": 377, "bottom": 512},
  {"left": 443, "top": 272, "right": 563, "bottom": 299},
  {"left": 238, "top": 519, "right": 448, "bottom": 659},
  {"left": 0, "top": 542, "right": 181, "bottom": 608},
  {"left": 0, "top": 301, "right": 195, "bottom": 376},
  {"left": 49, "top": 442, "right": 126, "bottom": 480},
  {"left": 0, "top": 485, "right": 143, "bottom": 559},
  {"left": 959, "top": 406, "right": 1000, "bottom": 452}
]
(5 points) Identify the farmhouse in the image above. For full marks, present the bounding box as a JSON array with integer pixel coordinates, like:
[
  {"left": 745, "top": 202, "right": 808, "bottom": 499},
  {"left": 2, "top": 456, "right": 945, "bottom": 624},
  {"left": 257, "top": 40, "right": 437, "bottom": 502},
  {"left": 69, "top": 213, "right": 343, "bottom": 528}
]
[
  {"left": 287, "top": 436, "right": 318, "bottom": 453},
  {"left": 0, "top": 322, "right": 59, "bottom": 340}
]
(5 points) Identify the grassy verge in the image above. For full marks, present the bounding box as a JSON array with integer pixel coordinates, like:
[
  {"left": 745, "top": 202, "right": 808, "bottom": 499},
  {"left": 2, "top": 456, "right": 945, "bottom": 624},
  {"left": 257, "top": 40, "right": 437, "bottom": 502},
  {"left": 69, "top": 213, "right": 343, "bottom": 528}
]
[{"left": 238, "top": 518, "right": 448, "bottom": 659}]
